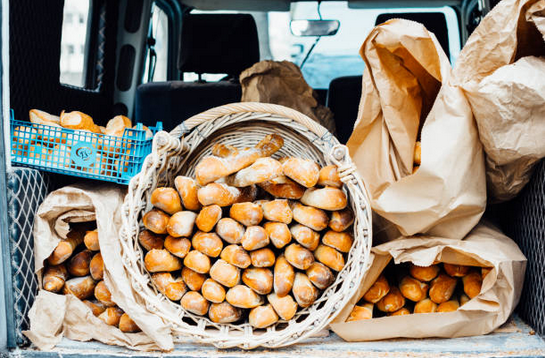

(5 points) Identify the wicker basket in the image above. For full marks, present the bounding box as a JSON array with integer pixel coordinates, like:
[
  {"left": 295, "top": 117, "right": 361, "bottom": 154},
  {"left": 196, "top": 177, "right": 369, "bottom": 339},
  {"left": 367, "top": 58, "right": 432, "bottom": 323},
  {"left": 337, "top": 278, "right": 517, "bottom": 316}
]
[{"left": 119, "top": 103, "right": 373, "bottom": 349}]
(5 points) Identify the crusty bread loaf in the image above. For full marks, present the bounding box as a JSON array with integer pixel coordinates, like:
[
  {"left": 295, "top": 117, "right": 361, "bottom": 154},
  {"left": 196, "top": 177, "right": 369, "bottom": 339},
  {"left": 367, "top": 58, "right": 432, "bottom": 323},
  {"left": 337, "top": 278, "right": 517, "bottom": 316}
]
[
  {"left": 274, "top": 255, "right": 295, "bottom": 297},
  {"left": 182, "top": 267, "right": 206, "bottom": 291},
  {"left": 241, "top": 226, "right": 269, "bottom": 251},
  {"left": 282, "top": 158, "right": 320, "bottom": 188},
  {"left": 242, "top": 267, "right": 273, "bottom": 295},
  {"left": 152, "top": 272, "right": 187, "bottom": 301},
  {"left": 210, "top": 259, "right": 240, "bottom": 288},
  {"left": 215, "top": 218, "right": 245, "bottom": 244},
  {"left": 48, "top": 230, "right": 85, "bottom": 265},
  {"left": 202, "top": 278, "right": 226, "bottom": 303},
  {"left": 409, "top": 264, "right": 440, "bottom": 282},
  {"left": 306, "top": 262, "right": 334, "bottom": 290},
  {"left": 291, "top": 202, "right": 329, "bottom": 231},
  {"left": 284, "top": 243, "right": 314, "bottom": 270},
  {"left": 211, "top": 143, "right": 239, "bottom": 158},
  {"left": 429, "top": 273, "right": 457, "bottom": 304},
  {"left": 263, "top": 222, "right": 292, "bottom": 249},
  {"left": 174, "top": 176, "right": 202, "bottom": 211},
  {"left": 261, "top": 200, "right": 293, "bottom": 224},
  {"left": 119, "top": 313, "right": 141, "bottom": 333},
  {"left": 67, "top": 249, "right": 93, "bottom": 277},
  {"left": 198, "top": 183, "right": 257, "bottom": 207},
  {"left": 84, "top": 230, "right": 100, "bottom": 251},
  {"left": 249, "top": 304, "right": 279, "bottom": 329},
  {"left": 347, "top": 303, "right": 373, "bottom": 321},
  {"left": 195, "top": 205, "right": 222, "bottom": 232},
  {"left": 209, "top": 302, "right": 242, "bottom": 323},
  {"left": 94, "top": 280, "right": 115, "bottom": 307},
  {"left": 318, "top": 165, "right": 343, "bottom": 188},
  {"left": 376, "top": 287, "right": 405, "bottom": 313},
  {"left": 220, "top": 244, "right": 251, "bottom": 269},
  {"left": 414, "top": 298, "right": 437, "bottom": 314},
  {"left": 226, "top": 285, "right": 264, "bottom": 309},
  {"left": 83, "top": 300, "right": 107, "bottom": 316},
  {"left": 138, "top": 230, "right": 164, "bottom": 251},
  {"left": 462, "top": 271, "right": 482, "bottom": 299},
  {"left": 443, "top": 263, "right": 470, "bottom": 277},
  {"left": 164, "top": 236, "right": 191, "bottom": 258},
  {"left": 322, "top": 230, "right": 353, "bottom": 253},
  {"left": 43, "top": 264, "right": 68, "bottom": 292},
  {"left": 89, "top": 252, "right": 104, "bottom": 280},
  {"left": 301, "top": 187, "right": 347, "bottom": 211},
  {"left": 145, "top": 249, "right": 183, "bottom": 272},
  {"left": 60, "top": 111, "right": 100, "bottom": 133},
  {"left": 363, "top": 275, "right": 390, "bottom": 303},
  {"left": 192, "top": 231, "right": 223, "bottom": 258},
  {"left": 98, "top": 307, "right": 124, "bottom": 327},
  {"left": 183, "top": 250, "right": 211, "bottom": 274},
  {"left": 151, "top": 187, "right": 182, "bottom": 214},
  {"left": 250, "top": 248, "right": 276, "bottom": 268},
  {"left": 181, "top": 291, "right": 209, "bottom": 316},
  {"left": 230, "top": 202, "right": 263, "bottom": 226},
  {"left": 290, "top": 224, "right": 320, "bottom": 250},
  {"left": 167, "top": 211, "right": 197, "bottom": 238},
  {"left": 227, "top": 157, "right": 283, "bottom": 187},
  {"left": 329, "top": 208, "right": 354, "bottom": 232},
  {"left": 437, "top": 299, "right": 460, "bottom": 312},
  {"left": 63, "top": 276, "right": 96, "bottom": 300},
  {"left": 267, "top": 293, "right": 298, "bottom": 320},
  {"left": 257, "top": 178, "right": 306, "bottom": 199},
  {"left": 104, "top": 115, "right": 131, "bottom": 137},
  {"left": 399, "top": 276, "right": 429, "bottom": 302},
  {"left": 142, "top": 209, "right": 170, "bottom": 235},
  {"left": 293, "top": 273, "right": 318, "bottom": 308},
  {"left": 313, "top": 244, "right": 344, "bottom": 272}
]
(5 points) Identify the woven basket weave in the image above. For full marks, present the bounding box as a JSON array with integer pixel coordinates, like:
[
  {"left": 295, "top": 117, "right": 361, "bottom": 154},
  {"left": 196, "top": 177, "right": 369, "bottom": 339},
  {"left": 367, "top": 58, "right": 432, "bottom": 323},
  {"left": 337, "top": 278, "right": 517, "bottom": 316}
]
[{"left": 119, "top": 103, "right": 373, "bottom": 349}]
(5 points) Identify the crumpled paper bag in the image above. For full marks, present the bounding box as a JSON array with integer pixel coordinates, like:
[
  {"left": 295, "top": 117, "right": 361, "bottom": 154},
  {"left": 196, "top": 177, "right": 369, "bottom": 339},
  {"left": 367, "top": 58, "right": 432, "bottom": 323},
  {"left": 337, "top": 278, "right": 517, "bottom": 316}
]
[
  {"left": 240, "top": 60, "right": 337, "bottom": 135},
  {"left": 24, "top": 184, "right": 173, "bottom": 351},
  {"left": 453, "top": 0, "right": 545, "bottom": 202},
  {"left": 346, "top": 19, "right": 486, "bottom": 240},
  {"left": 329, "top": 222, "right": 527, "bottom": 340}
]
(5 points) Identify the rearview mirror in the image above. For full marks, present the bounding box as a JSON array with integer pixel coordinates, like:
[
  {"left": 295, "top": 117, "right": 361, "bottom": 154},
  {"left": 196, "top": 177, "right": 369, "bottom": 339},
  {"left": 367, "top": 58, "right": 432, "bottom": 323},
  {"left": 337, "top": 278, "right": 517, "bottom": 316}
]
[{"left": 290, "top": 20, "right": 340, "bottom": 37}]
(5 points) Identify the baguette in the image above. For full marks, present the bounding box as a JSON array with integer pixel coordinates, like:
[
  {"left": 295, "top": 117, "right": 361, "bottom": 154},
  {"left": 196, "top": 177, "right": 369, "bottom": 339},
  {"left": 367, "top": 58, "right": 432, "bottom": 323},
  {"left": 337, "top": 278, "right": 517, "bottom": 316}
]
[
  {"left": 414, "top": 298, "right": 437, "bottom": 314},
  {"left": 220, "top": 244, "right": 251, "bottom": 269},
  {"left": 284, "top": 243, "right": 314, "bottom": 270},
  {"left": 209, "top": 259, "right": 240, "bottom": 288},
  {"left": 63, "top": 276, "right": 96, "bottom": 300},
  {"left": 60, "top": 111, "right": 100, "bottom": 133},
  {"left": 322, "top": 230, "right": 353, "bottom": 253},
  {"left": 209, "top": 302, "right": 242, "bottom": 324},
  {"left": 317, "top": 165, "right": 342, "bottom": 188},
  {"left": 257, "top": 178, "right": 306, "bottom": 199},
  {"left": 230, "top": 202, "right": 263, "bottom": 226},
  {"left": 443, "top": 263, "right": 470, "bottom": 277},
  {"left": 250, "top": 248, "right": 276, "bottom": 268},
  {"left": 48, "top": 230, "right": 85, "bottom": 265},
  {"left": 174, "top": 176, "right": 202, "bottom": 211},
  {"left": 145, "top": 249, "right": 183, "bottom": 272},
  {"left": 67, "top": 249, "right": 93, "bottom": 277},
  {"left": 225, "top": 285, "right": 264, "bottom": 309},
  {"left": 98, "top": 307, "right": 124, "bottom": 327},
  {"left": 201, "top": 278, "right": 226, "bottom": 303},
  {"left": 104, "top": 115, "right": 131, "bottom": 137},
  {"left": 347, "top": 303, "right": 373, "bottom": 321},
  {"left": 227, "top": 157, "right": 283, "bottom": 187},
  {"left": 195, "top": 205, "right": 222, "bottom": 232},
  {"left": 182, "top": 267, "right": 206, "bottom": 291},
  {"left": 462, "top": 271, "right": 482, "bottom": 299},
  {"left": 151, "top": 187, "right": 182, "bottom": 214},
  {"left": 306, "top": 262, "right": 334, "bottom": 290},
  {"left": 293, "top": 273, "right": 318, "bottom": 308},
  {"left": 164, "top": 236, "right": 191, "bottom": 258},
  {"left": 183, "top": 250, "right": 211, "bottom": 274},
  {"left": 94, "top": 280, "right": 115, "bottom": 307},
  {"left": 242, "top": 267, "right": 273, "bottom": 295},
  {"left": 152, "top": 272, "right": 187, "bottom": 301},
  {"left": 119, "top": 313, "right": 141, "bottom": 333},
  {"left": 142, "top": 209, "right": 170, "bottom": 235},
  {"left": 211, "top": 143, "right": 239, "bottom": 158},
  {"left": 261, "top": 199, "right": 293, "bottom": 224},
  {"left": 83, "top": 300, "right": 107, "bottom": 316},
  {"left": 166, "top": 211, "right": 197, "bottom": 238},
  {"left": 301, "top": 187, "right": 347, "bottom": 211},
  {"left": 89, "top": 252, "right": 104, "bottom": 280},
  {"left": 84, "top": 230, "right": 100, "bottom": 251},
  {"left": 429, "top": 273, "right": 457, "bottom": 304},
  {"left": 274, "top": 255, "right": 295, "bottom": 297},
  {"left": 249, "top": 304, "right": 279, "bottom": 329},
  {"left": 241, "top": 226, "right": 269, "bottom": 251},
  {"left": 43, "top": 264, "right": 68, "bottom": 292},
  {"left": 313, "top": 245, "right": 344, "bottom": 272},
  {"left": 437, "top": 299, "right": 460, "bottom": 312},
  {"left": 215, "top": 218, "right": 245, "bottom": 244},
  {"left": 399, "top": 276, "right": 429, "bottom": 302},
  {"left": 376, "top": 287, "right": 405, "bottom": 313},
  {"left": 363, "top": 275, "right": 390, "bottom": 303},
  {"left": 197, "top": 183, "right": 257, "bottom": 207},
  {"left": 290, "top": 224, "right": 320, "bottom": 250},
  {"left": 267, "top": 293, "right": 298, "bottom": 320},
  {"left": 389, "top": 307, "right": 411, "bottom": 316},
  {"left": 192, "top": 231, "right": 223, "bottom": 258},
  {"left": 181, "top": 291, "right": 209, "bottom": 316},
  {"left": 291, "top": 202, "right": 329, "bottom": 231},
  {"left": 409, "top": 264, "right": 440, "bottom": 282},
  {"left": 263, "top": 222, "right": 291, "bottom": 249},
  {"left": 282, "top": 158, "right": 320, "bottom": 188},
  {"left": 138, "top": 230, "right": 164, "bottom": 251},
  {"left": 329, "top": 208, "right": 354, "bottom": 232}
]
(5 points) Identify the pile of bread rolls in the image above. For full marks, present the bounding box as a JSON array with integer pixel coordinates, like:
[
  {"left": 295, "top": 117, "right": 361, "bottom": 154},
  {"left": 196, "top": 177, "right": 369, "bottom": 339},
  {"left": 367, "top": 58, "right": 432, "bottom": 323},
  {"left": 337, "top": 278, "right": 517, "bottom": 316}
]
[
  {"left": 347, "top": 262, "right": 489, "bottom": 321},
  {"left": 139, "top": 134, "right": 354, "bottom": 328},
  {"left": 42, "top": 223, "right": 141, "bottom": 333}
]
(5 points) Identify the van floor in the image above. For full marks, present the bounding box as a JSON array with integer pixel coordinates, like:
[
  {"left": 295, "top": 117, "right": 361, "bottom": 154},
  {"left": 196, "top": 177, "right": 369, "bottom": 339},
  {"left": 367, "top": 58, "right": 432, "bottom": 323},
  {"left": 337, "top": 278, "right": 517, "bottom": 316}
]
[{"left": 10, "top": 315, "right": 545, "bottom": 357}]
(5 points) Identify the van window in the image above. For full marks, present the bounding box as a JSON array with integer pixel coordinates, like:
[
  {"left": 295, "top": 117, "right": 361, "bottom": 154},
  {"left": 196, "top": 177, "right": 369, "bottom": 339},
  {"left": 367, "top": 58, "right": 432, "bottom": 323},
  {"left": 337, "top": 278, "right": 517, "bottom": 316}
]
[
  {"left": 143, "top": 4, "right": 170, "bottom": 83},
  {"left": 59, "top": 0, "right": 91, "bottom": 87}
]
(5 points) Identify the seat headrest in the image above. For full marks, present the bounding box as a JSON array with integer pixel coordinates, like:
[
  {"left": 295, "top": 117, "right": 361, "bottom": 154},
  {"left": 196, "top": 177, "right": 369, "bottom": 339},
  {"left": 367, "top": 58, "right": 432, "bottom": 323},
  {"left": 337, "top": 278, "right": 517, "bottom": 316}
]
[{"left": 178, "top": 14, "right": 260, "bottom": 76}]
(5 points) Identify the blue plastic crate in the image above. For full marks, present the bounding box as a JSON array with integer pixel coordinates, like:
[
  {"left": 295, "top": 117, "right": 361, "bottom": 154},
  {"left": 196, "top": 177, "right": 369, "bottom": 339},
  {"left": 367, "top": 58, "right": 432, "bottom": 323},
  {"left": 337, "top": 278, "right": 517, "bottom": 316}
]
[{"left": 10, "top": 111, "right": 162, "bottom": 185}]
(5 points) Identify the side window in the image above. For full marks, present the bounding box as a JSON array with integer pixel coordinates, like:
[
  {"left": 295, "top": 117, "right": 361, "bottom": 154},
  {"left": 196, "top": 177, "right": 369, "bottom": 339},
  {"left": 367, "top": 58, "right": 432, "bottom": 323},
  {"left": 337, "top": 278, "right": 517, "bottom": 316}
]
[
  {"left": 143, "top": 4, "right": 170, "bottom": 83},
  {"left": 60, "top": 0, "right": 91, "bottom": 87}
]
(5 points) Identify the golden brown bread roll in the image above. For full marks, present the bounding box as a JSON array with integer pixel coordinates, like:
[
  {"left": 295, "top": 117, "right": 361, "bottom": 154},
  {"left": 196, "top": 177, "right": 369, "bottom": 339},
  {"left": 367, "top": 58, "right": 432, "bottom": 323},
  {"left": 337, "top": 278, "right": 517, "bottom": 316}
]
[
  {"left": 119, "top": 313, "right": 141, "bottom": 333},
  {"left": 414, "top": 141, "right": 421, "bottom": 166},
  {"left": 257, "top": 178, "right": 306, "bottom": 200},
  {"left": 215, "top": 218, "right": 245, "bottom": 244},
  {"left": 437, "top": 299, "right": 460, "bottom": 312},
  {"left": 138, "top": 230, "right": 164, "bottom": 251},
  {"left": 322, "top": 230, "right": 354, "bottom": 253},
  {"left": 195, "top": 205, "right": 222, "bottom": 232},
  {"left": 209, "top": 302, "right": 242, "bottom": 324},
  {"left": 363, "top": 275, "right": 390, "bottom": 303},
  {"left": 181, "top": 291, "right": 209, "bottom": 316},
  {"left": 301, "top": 187, "right": 347, "bottom": 211},
  {"left": 460, "top": 293, "right": 470, "bottom": 306},
  {"left": 241, "top": 226, "right": 269, "bottom": 251},
  {"left": 94, "top": 280, "right": 115, "bottom": 307},
  {"left": 313, "top": 245, "right": 344, "bottom": 272},
  {"left": 142, "top": 209, "right": 170, "bottom": 235},
  {"left": 197, "top": 183, "right": 257, "bottom": 207},
  {"left": 346, "top": 303, "right": 373, "bottom": 322},
  {"left": 409, "top": 264, "right": 440, "bottom": 282},
  {"left": 226, "top": 285, "right": 264, "bottom": 309},
  {"left": 210, "top": 259, "right": 241, "bottom": 288},
  {"left": 60, "top": 111, "right": 100, "bottom": 133},
  {"left": 329, "top": 208, "right": 354, "bottom": 232},
  {"left": 152, "top": 272, "right": 187, "bottom": 301},
  {"left": 192, "top": 231, "right": 223, "bottom": 258},
  {"left": 267, "top": 293, "right": 298, "bottom": 320},
  {"left": 220, "top": 244, "right": 251, "bottom": 269},
  {"left": 29, "top": 109, "right": 61, "bottom": 125},
  {"left": 174, "top": 176, "right": 202, "bottom": 211},
  {"left": 291, "top": 202, "right": 329, "bottom": 231},
  {"left": 293, "top": 273, "right": 319, "bottom": 308},
  {"left": 230, "top": 202, "right": 263, "bottom": 226},
  {"left": 201, "top": 278, "right": 226, "bottom": 303},
  {"left": 43, "top": 264, "right": 68, "bottom": 292},
  {"left": 183, "top": 250, "right": 211, "bottom": 274},
  {"left": 399, "top": 276, "right": 429, "bottom": 302},
  {"left": 144, "top": 249, "right": 182, "bottom": 273},
  {"left": 182, "top": 267, "right": 206, "bottom": 291},
  {"left": 376, "top": 287, "right": 405, "bottom": 313},
  {"left": 228, "top": 157, "right": 283, "bottom": 187},
  {"left": 429, "top": 273, "right": 457, "bottom": 304},
  {"left": 84, "top": 230, "right": 100, "bottom": 251},
  {"left": 443, "top": 263, "right": 470, "bottom": 277},
  {"left": 90, "top": 252, "right": 104, "bottom": 281},
  {"left": 463, "top": 271, "right": 483, "bottom": 299},
  {"left": 164, "top": 236, "right": 191, "bottom": 258},
  {"left": 98, "top": 306, "right": 124, "bottom": 327},
  {"left": 274, "top": 255, "right": 295, "bottom": 297},
  {"left": 151, "top": 187, "right": 182, "bottom": 215},
  {"left": 104, "top": 115, "right": 131, "bottom": 137},
  {"left": 250, "top": 248, "right": 276, "bottom": 268},
  {"left": 167, "top": 211, "right": 197, "bottom": 238},
  {"left": 48, "top": 230, "right": 85, "bottom": 265},
  {"left": 318, "top": 165, "right": 343, "bottom": 188},
  {"left": 242, "top": 268, "right": 273, "bottom": 295},
  {"left": 67, "top": 249, "right": 93, "bottom": 277},
  {"left": 306, "top": 262, "right": 334, "bottom": 290},
  {"left": 482, "top": 267, "right": 492, "bottom": 279},
  {"left": 282, "top": 158, "right": 320, "bottom": 188},
  {"left": 262, "top": 222, "right": 291, "bottom": 249},
  {"left": 414, "top": 298, "right": 437, "bottom": 314},
  {"left": 63, "top": 276, "right": 96, "bottom": 300},
  {"left": 389, "top": 307, "right": 411, "bottom": 316},
  {"left": 284, "top": 243, "right": 314, "bottom": 270},
  {"left": 83, "top": 300, "right": 107, "bottom": 316},
  {"left": 249, "top": 304, "right": 279, "bottom": 329},
  {"left": 261, "top": 200, "right": 293, "bottom": 224},
  {"left": 290, "top": 224, "right": 320, "bottom": 250}
]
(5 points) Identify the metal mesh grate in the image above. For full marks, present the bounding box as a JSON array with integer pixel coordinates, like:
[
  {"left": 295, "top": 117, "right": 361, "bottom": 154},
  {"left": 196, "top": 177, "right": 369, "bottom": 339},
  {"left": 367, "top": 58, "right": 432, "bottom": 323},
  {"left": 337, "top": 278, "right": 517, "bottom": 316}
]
[{"left": 6, "top": 167, "right": 51, "bottom": 346}]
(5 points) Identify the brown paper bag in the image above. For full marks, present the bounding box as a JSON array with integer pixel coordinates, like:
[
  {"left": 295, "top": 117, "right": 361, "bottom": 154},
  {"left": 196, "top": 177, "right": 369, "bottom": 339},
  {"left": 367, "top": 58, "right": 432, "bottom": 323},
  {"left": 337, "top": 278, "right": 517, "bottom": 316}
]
[
  {"left": 24, "top": 184, "right": 173, "bottom": 351},
  {"left": 453, "top": 0, "right": 545, "bottom": 202},
  {"left": 346, "top": 19, "right": 486, "bottom": 240},
  {"left": 240, "top": 60, "right": 337, "bottom": 135},
  {"left": 329, "top": 222, "right": 527, "bottom": 340}
]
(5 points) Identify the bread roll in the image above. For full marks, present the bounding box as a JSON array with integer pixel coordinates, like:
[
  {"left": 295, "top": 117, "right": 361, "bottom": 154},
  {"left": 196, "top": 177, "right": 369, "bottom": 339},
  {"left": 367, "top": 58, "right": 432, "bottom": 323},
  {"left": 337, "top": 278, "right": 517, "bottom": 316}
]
[
  {"left": 192, "top": 231, "right": 223, "bottom": 258},
  {"left": 250, "top": 248, "right": 276, "bottom": 268},
  {"left": 230, "top": 202, "right": 263, "bottom": 226},
  {"left": 267, "top": 293, "right": 298, "bottom": 320},
  {"left": 90, "top": 252, "right": 104, "bottom": 280},
  {"left": 94, "top": 280, "right": 115, "bottom": 307},
  {"left": 409, "top": 264, "right": 440, "bottom": 282},
  {"left": 164, "top": 236, "right": 191, "bottom": 258},
  {"left": 306, "top": 262, "right": 334, "bottom": 290},
  {"left": 284, "top": 243, "right": 314, "bottom": 270},
  {"left": 282, "top": 158, "right": 320, "bottom": 188},
  {"left": 443, "top": 263, "right": 470, "bottom": 277},
  {"left": 174, "top": 176, "right": 202, "bottom": 211},
  {"left": 322, "top": 230, "right": 353, "bottom": 253},
  {"left": 249, "top": 304, "right": 279, "bottom": 329},
  {"left": 209, "top": 302, "right": 242, "bottom": 324},
  {"left": 138, "top": 230, "right": 164, "bottom": 251},
  {"left": 226, "top": 285, "right": 264, "bottom": 308},
  {"left": 211, "top": 143, "right": 239, "bottom": 157},
  {"left": 291, "top": 202, "right": 329, "bottom": 231},
  {"left": 210, "top": 259, "right": 240, "bottom": 288},
  {"left": 301, "top": 187, "right": 347, "bottom": 211},
  {"left": 48, "top": 230, "right": 85, "bottom": 265},
  {"left": 152, "top": 272, "right": 187, "bottom": 301},
  {"left": 84, "top": 230, "right": 100, "bottom": 251},
  {"left": 263, "top": 222, "right": 291, "bottom": 249},
  {"left": 482, "top": 267, "right": 492, "bottom": 279},
  {"left": 399, "top": 276, "right": 429, "bottom": 302},
  {"left": 313, "top": 245, "right": 344, "bottom": 272},
  {"left": 261, "top": 200, "right": 293, "bottom": 224},
  {"left": 414, "top": 141, "right": 421, "bottom": 166},
  {"left": 182, "top": 267, "right": 206, "bottom": 291},
  {"left": 180, "top": 291, "right": 209, "bottom": 316},
  {"left": 293, "top": 273, "right": 319, "bottom": 308},
  {"left": 346, "top": 303, "right": 373, "bottom": 321},
  {"left": 460, "top": 293, "right": 470, "bottom": 306},
  {"left": 104, "top": 115, "right": 131, "bottom": 137},
  {"left": 274, "top": 256, "right": 295, "bottom": 297},
  {"left": 389, "top": 307, "right": 411, "bottom": 316},
  {"left": 414, "top": 298, "right": 437, "bottom": 314},
  {"left": 220, "top": 244, "right": 251, "bottom": 269},
  {"left": 183, "top": 250, "right": 211, "bottom": 274},
  {"left": 376, "top": 287, "right": 405, "bottom": 313},
  {"left": 228, "top": 157, "right": 283, "bottom": 187},
  {"left": 98, "top": 307, "right": 124, "bottom": 327},
  {"left": 142, "top": 209, "right": 170, "bottom": 235},
  {"left": 63, "top": 276, "right": 96, "bottom": 300},
  {"left": 290, "top": 224, "right": 320, "bottom": 250},
  {"left": 429, "top": 273, "right": 457, "bottom": 304},
  {"left": 462, "top": 271, "right": 482, "bottom": 299},
  {"left": 43, "top": 264, "right": 68, "bottom": 292},
  {"left": 241, "top": 226, "right": 269, "bottom": 251},
  {"left": 318, "top": 165, "right": 343, "bottom": 188},
  {"left": 151, "top": 187, "right": 182, "bottom": 215},
  {"left": 437, "top": 299, "right": 460, "bottom": 312},
  {"left": 60, "top": 111, "right": 100, "bottom": 133},
  {"left": 29, "top": 109, "right": 61, "bottom": 125},
  {"left": 167, "top": 211, "right": 197, "bottom": 238},
  {"left": 67, "top": 249, "right": 93, "bottom": 277},
  {"left": 243, "top": 268, "right": 273, "bottom": 295},
  {"left": 119, "top": 313, "right": 141, "bottom": 333},
  {"left": 197, "top": 183, "right": 257, "bottom": 206},
  {"left": 202, "top": 279, "right": 226, "bottom": 303},
  {"left": 83, "top": 300, "right": 107, "bottom": 316},
  {"left": 195, "top": 205, "right": 222, "bottom": 232},
  {"left": 363, "top": 275, "right": 390, "bottom": 303},
  {"left": 257, "top": 178, "right": 306, "bottom": 199},
  {"left": 215, "top": 218, "right": 245, "bottom": 244},
  {"left": 329, "top": 209, "right": 354, "bottom": 232}
]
